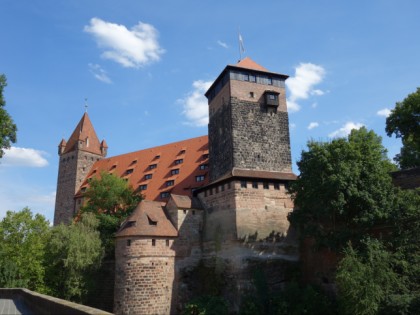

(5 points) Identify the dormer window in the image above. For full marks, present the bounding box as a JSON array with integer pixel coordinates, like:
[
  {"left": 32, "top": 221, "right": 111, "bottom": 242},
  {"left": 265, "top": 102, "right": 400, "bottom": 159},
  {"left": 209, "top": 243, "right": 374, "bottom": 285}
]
[
  {"left": 196, "top": 175, "right": 205, "bottom": 182},
  {"left": 125, "top": 169, "right": 134, "bottom": 175},
  {"left": 198, "top": 164, "right": 208, "bottom": 170},
  {"left": 139, "top": 184, "right": 147, "bottom": 191},
  {"left": 179, "top": 149, "right": 186, "bottom": 155},
  {"left": 145, "top": 174, "right": 153, "bottom": 180},
  {"left": 166, "top": 180, "right": 174, "bottom": 187},
  {"left": 149, "top": 164, "right": 157, "bottom": 170},
  {"left": 171, "top": 169, "right": 180, "bottom": 175},
  {"left": 175, "top": 159, "right": 183, "bottom": 165},
  {"left": 160, "top": 192, "right": 170, "bottom": 199},
  {"left": 202, "top": 154, "right": 209, "bottom": 159}
]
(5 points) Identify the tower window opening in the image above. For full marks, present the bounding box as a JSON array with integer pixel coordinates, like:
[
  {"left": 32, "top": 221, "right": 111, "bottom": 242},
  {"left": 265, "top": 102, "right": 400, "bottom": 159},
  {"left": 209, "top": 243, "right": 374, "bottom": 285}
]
[
  {"left": 249, "top": 92, "right": 255, "bottom": 98},
  {"left": 263, "top": 182, "right": 269, "bottom": 190},
  {"left": 166, "top": 239, "right": 170, "bottom": 247},
  {"left": 152, "top": 239, "right": 156, "bottom": 246},
  {"left": 241, "top": 181, "right": 247, "bottom": 188},
  {"left": 252, "top": 181, "right": 258, "bottom": 189},
  {"left": 274, "top": 183, "right": 280, "bottom": 190},
  {"left": 127, "top": 239, "right": 131, "bottom": 246}
]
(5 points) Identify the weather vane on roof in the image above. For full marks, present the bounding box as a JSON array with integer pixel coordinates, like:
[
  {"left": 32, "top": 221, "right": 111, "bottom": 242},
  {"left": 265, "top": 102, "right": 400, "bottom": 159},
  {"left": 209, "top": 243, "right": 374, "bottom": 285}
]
[{"left": 84, "top": 98, "right": 88, "bottom": 113}]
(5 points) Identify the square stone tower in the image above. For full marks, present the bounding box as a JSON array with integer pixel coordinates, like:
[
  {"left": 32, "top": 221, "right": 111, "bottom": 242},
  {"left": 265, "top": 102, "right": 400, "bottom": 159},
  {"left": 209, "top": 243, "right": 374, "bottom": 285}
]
[
  {"left": 206, "top": 57, "right": 292, "bottom": 182},
  {"left": 197, "top": 57, "right": 296, "bottom": 243}
]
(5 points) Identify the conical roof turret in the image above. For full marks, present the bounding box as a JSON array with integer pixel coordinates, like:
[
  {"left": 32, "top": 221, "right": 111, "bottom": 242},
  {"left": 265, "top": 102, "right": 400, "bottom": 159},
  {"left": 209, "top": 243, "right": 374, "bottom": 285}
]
[{"left": 62, "top": 112, "right": 104, "bottom": 155}]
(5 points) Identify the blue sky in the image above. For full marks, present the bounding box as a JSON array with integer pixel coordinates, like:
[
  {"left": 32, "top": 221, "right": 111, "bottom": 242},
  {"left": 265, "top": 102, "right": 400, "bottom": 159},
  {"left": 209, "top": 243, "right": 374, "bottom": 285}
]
[{"left": 1, "top": 0, "right": 419, "bottom": 223}]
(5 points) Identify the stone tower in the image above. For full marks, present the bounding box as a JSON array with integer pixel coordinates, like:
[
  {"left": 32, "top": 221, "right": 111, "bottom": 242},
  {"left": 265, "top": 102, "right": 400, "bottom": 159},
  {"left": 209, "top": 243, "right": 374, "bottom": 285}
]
[
  {"left": 198, "top": 57, "right": 296, "bottom": 242},
  {"left": 206, "top": 57, "right": 292, "bottom": 182},
  {"left": 54, "top": 112, "right": 107, "bottom": 225}
]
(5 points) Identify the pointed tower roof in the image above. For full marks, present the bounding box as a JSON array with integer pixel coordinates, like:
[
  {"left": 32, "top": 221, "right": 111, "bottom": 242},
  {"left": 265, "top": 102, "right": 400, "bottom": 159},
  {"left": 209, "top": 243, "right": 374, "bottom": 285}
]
[
  {"left": 235, "top": 57, "right": 269, "bottom": 72},
  {"left": 63, "top": 112, "right": 103, "bottom": 155}
]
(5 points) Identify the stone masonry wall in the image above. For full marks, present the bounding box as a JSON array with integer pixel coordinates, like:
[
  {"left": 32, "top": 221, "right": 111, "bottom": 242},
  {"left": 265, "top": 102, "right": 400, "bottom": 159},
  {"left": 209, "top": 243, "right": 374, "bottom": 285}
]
[
  {"left": 231, "top": 97, "right": 292, "bottom": 173},
  {"left": 114, "top": 237, "right": 176, "bottom": 315},
  {"left": 208, "top": 101, "right": 233, "bottom": 182},
  {"left": 54, "top": 149, "right": 103, "bottom": 225}
]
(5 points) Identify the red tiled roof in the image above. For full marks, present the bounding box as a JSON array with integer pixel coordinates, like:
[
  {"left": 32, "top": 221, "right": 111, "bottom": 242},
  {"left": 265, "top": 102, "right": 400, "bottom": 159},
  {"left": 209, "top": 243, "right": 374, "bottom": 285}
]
[
  {"left": 63, "top": 113, "right": 103, "bottom": 155},
  {"left": 79, "top": 135, "right": 209, "bottom": 201},
  {"left": 235, "top": 57, "right": 269, "bottom": 72},
  {"left": 169, "top": 194, "right": 203, "bottom": 210},
  {"left": 116, "top": 200, "right": 178, "bottom": 237}
]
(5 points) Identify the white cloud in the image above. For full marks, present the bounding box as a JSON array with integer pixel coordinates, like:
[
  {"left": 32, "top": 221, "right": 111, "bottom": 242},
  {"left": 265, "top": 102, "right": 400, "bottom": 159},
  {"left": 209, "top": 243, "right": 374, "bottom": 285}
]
[
  {"left": 84, "top": 18, "right": 164, "bottom": 68},
  {"left": 217, "top": 40, "right": 228, "bottom": 49},
  {"left": 88, "top": 63, "right": 112, "bottom": 83},
  {"left": 290, "top": 123, "right": 296, "bottom": 130},
  {"left": 328, "top": 122, "right": 364, "bottom": 138},
  {"left": 1, "top": 147, "right": 48, "bottom": 167},
  {"left": 377, "top": 108, "right": 391, "bottom": 117},
  {"left": 286, "top": 63, "right": 326, "bottom": 112},
  {"left": 311, "top": 89, "right": 324, "bottom": 96},
  {"left": 179, "top": 80, "right": 213, "bottom": 127},
  {"left": 307, "top": 122, "right": 319, "bottom": 130}
]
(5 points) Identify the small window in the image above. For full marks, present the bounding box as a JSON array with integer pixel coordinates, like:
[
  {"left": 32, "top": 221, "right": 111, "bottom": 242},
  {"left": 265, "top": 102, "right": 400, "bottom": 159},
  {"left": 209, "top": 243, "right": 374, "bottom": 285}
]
[
  {"left": 171, "top": 169, "right": 180, "bottom": 175},
  {"left": 152, "top": 239, "right": 156, "bottom": 246},
  {"left": 126, "top": 168, "right": 134, "bottom": 175},
  {"left": 179, "top": 149, "right": 186, "bottom": 155},
  {"left": 127, "top": 239, "right": 131, "bottom": 246},
  {"left": 250, "top": 75, "right": 256, "bottom": 82},
  {"left": 252, "top": 181, "right": 258, "bottom": 189},
  {"left": 241, "top": 181, "right": 247, "bottom": 188},
  {"left": 155, "top": 155, "right": 160, "bottom": 159},
  {"left": 166, "top": 239, "right": 170, "bottom": 247},
  {"left": 221, "top": 184, "right": 225, "bottom": 192},
  {"left": 267, "top": 77, "right": 273, "bottom": 85},
  {"left": 131, "top": 160, "right": 137, "bottom": 165},
  {"left": 202, "top": 154, "right": 209, "bottom": 159},
  {"left": 268, "top": 94, "right": 277, "bottom": 100},
  {"left": 110, "top": 164, "right": 117, "bottom": 170},
  {"left": 243, "top": 74, "right": 249, "bottom": 81},
  {"left": 192, "top": 210, "right": 196, "bottom": 215},
  {"left": 160, "top": 192, "right": 170, "bottom": 199},
  {"left": 274, "top": 183, "right": 280, "bottom": 190},
  {"left": 215, "top": 186, "right": 219, "bottom": 193},
  {"left": 149, "top": 164, "right": 157, "bottom": 170},
  {"left": 199, "top": 164, "right": 208, "bottom": 170},
  {"left": 227, "top": 182, "right": 231, "bottom": 189},
  {"left": 145, "top": 174, "right": 153, "bottom": 180},
  {"left": 139, "top": 185, "right": 147, "bottom": 191},
  {"left": 175, "top": 159, "right": 183, "bottom": 165},
  {"left": 81, "top": 187, "right": 87, "bottom": 193},
  {"left": 249, "top": 92, "right": 255, "bottom": 98},
  {"left": 166, "top": 180, "right": 174, "bottom": 187},
  {"left": 263, "top": 182, "right": 269, "bottom": 190},
  {"left": 209, "top": 188, "right": 213, "bottom": 196},
  {"left": 196, "top": 175, "right": 205, "bottom": 182}
]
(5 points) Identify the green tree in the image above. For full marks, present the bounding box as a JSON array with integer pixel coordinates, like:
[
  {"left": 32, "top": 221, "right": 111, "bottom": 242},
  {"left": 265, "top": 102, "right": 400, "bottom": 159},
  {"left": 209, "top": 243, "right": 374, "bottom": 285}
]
[
  {"left": 289, "top": 127, "right": 396, "bottom": 249},
  {"left": 44, "top": 213, "right": 103, "bottom": 302},
  {"left": 386, "top": 87, "right": 420, "bottom": 169},
  {"left": 0, "top": 208, "right": 49, "bottom": 291},
  {"left": 0, "top": 74, "right": 17, "bottom": 158},
  {"left": 81, "top": 172, "right": 142, "bottom": 257},
  {"left": 336, "top": 239, "right": 399, "bottom": 315}
]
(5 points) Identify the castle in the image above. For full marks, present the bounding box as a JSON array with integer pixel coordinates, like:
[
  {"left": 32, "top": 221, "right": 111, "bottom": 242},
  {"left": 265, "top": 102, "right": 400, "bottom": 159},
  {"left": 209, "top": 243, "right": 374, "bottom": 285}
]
[{"left": 54, "top": 57, "right": 298, "bottom": 314}]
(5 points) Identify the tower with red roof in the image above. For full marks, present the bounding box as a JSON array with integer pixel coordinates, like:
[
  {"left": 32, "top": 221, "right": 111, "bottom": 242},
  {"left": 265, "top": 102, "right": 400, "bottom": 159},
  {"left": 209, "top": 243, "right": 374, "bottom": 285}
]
[{"left": 54, "top": 112, "right": 107, "bottom": 225}]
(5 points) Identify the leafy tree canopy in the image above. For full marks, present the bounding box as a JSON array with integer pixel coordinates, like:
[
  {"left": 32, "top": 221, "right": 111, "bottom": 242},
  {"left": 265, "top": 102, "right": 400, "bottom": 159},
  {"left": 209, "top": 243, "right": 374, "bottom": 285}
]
[
  {"left": 44, "top": 213, "right": 103, "bottom": 302},
  {"left": 0, "top": 74, "right": 17, "bottom": 158},
  {"left": 81, "top": 171, "right": 141, "bottom": 218},
  {"left": 0, "top": 208, "right": 50, "bottom": 291},
  {"left": 386, "top": 87, "right": 420, "bottom": 168},
  {"left": 81, "top": 172, "right": 142, "bottom": 257},
  {"left": 288, "top": 127, "right": 397, "bottom": 249}
]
